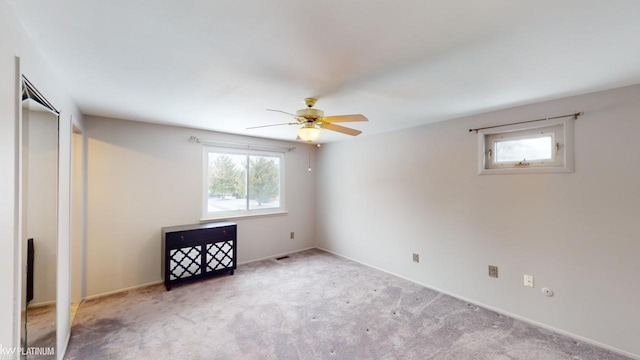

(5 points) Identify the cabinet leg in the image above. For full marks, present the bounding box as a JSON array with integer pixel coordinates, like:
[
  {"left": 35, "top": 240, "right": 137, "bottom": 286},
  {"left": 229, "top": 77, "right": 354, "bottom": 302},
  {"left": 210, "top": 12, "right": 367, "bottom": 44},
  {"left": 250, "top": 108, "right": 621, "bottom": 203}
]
[
  {"left": 165, "top": 284, "right": 172, "bottom": 291},
  {"left": 230, "top": 269, "right": 235, "bottom": 275}
]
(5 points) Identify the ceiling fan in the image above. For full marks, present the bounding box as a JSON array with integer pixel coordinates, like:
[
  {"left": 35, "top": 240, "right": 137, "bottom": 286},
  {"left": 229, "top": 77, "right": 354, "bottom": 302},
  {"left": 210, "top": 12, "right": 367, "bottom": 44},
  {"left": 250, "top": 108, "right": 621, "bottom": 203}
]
[{"left": 247, "top": 98, "right": 368, "bottom": 142}]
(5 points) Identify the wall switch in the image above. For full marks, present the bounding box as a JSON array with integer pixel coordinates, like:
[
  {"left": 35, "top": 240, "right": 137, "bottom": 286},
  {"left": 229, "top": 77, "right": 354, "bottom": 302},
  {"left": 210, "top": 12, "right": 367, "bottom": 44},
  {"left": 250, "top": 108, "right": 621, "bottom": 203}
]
[
  {"left": 290, "top": 232, "right": 294, "bottom": 239},
  {"left": 524, "top": 274, "right": 534, "bottom": 287},
  {"left": 488, "top": 265, "right": 498, "bottom": 278},
  {"left": 412, "top": 253, "right": 419, "bottom": 263}
]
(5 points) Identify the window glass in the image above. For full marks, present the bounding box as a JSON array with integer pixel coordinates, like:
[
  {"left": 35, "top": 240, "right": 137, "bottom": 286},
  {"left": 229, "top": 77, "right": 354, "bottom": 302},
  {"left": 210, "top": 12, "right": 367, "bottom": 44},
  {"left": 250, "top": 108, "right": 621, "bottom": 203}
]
[
  {"left": 207, "top": 153, "right": 246, "bottom": 213},
  {"left": 494, "top": 135, "right": 553, "bottom": 163},
  {"left": 248, "top": 155, "right": 281, "bottom": 210},
  {"left": 204, "top": 148, "right": 284, "bottom": 217}
]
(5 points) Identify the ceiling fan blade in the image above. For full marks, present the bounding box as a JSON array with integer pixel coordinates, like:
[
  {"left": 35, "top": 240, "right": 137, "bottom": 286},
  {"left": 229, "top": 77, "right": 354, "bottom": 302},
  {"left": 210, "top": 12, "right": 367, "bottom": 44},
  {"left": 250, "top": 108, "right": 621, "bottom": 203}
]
[
  {"left": 323, "top": 114, "right": 368, "bottom": 123},
  {"left": 266, "top": 109, "right": 297, "bottom": 117},
  {"left": 246, "top": 122, "right": 298, "bottom": 130},
  {"left": 321, "top": 122, "right": 362, "bottom": 136},
  {"left": 266, "top": 109, "right": 306, "bottom": 122}
]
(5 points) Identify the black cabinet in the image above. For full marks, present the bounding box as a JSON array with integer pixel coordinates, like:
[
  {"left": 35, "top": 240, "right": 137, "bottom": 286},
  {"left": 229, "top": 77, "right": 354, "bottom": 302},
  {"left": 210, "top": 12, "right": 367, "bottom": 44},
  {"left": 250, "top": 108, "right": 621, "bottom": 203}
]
[{"left": 161, "top": 222, "right": 237, "bottom": 291}]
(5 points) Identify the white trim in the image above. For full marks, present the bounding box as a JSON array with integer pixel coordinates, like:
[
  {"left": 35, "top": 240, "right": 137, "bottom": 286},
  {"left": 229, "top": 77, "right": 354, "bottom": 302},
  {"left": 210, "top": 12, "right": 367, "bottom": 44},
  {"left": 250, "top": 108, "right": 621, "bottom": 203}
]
[
  {"left": 81, "top": 247, "right": 317, "bottom": 299},
  {"left": 316, "top": 246, "right": 640, "bottom": 360},
  {"left": 25, "top": 300, "right": 56, "bottom": 308},
  {"left": 82, "top": 280, "right": 163, "bottom": 301},
  {"left": 15, "top": 55, "right": 23, "bottom": 355},
  {"left": 237, "top": 247, "right": 316, "bottom": 265},
  {"left": 201, "top": 210, "right": 288, "bottom": 222}
]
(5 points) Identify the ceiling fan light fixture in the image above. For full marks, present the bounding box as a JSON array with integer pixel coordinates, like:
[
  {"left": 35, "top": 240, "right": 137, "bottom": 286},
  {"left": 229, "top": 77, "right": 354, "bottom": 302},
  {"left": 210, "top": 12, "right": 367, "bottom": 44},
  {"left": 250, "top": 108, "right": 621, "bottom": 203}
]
[
  {"left": 298, "top": 125, "right": 322, "bottom": 142},
  {"left": 258, "top": 98, "right": 368, "bottom": 141}
]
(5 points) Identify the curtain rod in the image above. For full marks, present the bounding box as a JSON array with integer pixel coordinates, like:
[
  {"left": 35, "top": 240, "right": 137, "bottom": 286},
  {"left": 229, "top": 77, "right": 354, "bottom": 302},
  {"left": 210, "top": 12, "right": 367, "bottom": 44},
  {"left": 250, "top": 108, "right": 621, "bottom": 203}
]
[
  {"left": 189, "top": 136, "right": 296, "bottom": 153},
  {"left": 469, "top": 112, "right": 583, "bottom": 133}
]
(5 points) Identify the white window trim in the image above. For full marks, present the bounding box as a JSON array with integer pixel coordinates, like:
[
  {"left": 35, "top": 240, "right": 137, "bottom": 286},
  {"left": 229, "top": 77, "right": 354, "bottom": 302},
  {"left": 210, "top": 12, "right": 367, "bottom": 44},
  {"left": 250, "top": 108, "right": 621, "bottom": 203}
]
[
  {"left": 478, "top": 117, "right": 574, "bottom": 175},
  {"left": 200, "top": 210, "right": 288, "bottom": 223},
  {"left": 202, "top": 146, "right": 286, "bottom": 220}
]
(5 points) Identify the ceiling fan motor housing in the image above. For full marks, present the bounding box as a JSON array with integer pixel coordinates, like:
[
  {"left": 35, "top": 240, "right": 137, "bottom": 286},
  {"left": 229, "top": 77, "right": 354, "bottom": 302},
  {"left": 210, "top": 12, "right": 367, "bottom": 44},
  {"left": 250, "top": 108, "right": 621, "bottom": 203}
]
[{"left": 296, "top": 108, "right": 324, "bottom": 120}]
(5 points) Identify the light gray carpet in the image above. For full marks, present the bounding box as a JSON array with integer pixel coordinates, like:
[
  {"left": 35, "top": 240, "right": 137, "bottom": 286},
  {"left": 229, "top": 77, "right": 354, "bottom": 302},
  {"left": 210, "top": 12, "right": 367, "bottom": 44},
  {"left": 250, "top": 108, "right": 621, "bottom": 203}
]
[
  {"left": 25, "top": 304, "right": 56, "bottom": 359},
  {"left": 64, "top": 249, "right": 630, "bottom": 360}
]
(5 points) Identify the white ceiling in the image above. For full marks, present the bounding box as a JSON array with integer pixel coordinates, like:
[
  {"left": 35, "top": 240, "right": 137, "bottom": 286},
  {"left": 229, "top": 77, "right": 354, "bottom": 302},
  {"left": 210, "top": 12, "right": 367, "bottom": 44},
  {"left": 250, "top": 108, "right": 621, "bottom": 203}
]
[{"left": 8, "top": 0, "right": 640, "bottom": 142}]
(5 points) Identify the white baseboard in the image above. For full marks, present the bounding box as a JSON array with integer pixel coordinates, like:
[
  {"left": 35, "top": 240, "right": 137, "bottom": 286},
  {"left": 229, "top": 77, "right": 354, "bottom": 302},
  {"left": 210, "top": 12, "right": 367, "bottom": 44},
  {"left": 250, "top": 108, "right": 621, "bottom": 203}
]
[
  {"left": 82, "top": 247, "right": 316, "bottom": 301},
  {"left": 237, "top": 246, "right": 316, "bottom": 265},
  {"left": 83, "top": 280, "right": 163, "bottom": 301},
  {"left": 27, "top": 300, "right": 56, "bottom": 308},
  {"left": 316, "top": 246, "right": 640, "bottom": 360}
]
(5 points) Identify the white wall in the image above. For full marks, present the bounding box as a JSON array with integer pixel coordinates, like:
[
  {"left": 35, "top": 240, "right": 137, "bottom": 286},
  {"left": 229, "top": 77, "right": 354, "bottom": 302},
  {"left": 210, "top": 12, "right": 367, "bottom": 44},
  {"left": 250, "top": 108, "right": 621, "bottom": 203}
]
[
  {"left": 84, "top": 116, "right": 316, "bottom": 297},
  {"left": 315, "top": 84, "right": 640, "bottom": 358},
  {"left": 0, "top": 1, "right": 84, "bottom": 357}
]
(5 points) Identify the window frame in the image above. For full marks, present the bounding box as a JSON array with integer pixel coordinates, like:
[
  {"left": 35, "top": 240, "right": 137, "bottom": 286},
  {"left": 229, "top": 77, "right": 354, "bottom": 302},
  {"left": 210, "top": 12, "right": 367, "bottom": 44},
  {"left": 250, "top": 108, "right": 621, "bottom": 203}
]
[
  {"left": 478, "top": 117, "right": 574, "bottom": 175},
  {"left": 202, "top": 146, "right": 286, "bottom": 220}
]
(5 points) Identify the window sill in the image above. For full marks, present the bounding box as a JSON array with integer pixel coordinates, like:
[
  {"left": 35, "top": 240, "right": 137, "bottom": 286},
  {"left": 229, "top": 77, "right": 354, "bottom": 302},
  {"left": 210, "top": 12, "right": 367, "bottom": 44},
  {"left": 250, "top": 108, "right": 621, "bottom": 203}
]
[
  {"left": 479, "top": 166, "right": 573, "bottom": 175},
  {"left": 200, "top": 210, "right": 288, "bottom": 222}
]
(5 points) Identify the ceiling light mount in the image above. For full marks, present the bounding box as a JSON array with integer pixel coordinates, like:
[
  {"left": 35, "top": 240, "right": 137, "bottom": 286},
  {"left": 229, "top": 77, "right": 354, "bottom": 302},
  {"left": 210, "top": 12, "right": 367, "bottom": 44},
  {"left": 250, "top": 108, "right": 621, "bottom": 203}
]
[{"left": 304, "top": 97, "right": 317, "bottom": 108}]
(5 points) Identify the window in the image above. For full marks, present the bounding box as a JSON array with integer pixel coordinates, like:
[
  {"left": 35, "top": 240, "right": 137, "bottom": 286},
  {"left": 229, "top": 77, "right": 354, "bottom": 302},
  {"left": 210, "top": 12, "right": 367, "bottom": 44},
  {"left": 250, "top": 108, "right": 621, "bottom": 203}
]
[
  {"left": 478, "top": 117, "right": 574, "bottom": 174},
  {"left": 203, "top": 147, "right": 284, "bottom": 218}
]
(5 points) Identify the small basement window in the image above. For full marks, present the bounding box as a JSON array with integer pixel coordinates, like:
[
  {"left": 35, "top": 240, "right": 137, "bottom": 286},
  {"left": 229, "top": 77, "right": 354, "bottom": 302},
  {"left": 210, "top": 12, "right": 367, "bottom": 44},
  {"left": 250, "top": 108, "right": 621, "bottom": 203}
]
[{"left": 478, "top": 117, "right": 574, "bottom": 174}]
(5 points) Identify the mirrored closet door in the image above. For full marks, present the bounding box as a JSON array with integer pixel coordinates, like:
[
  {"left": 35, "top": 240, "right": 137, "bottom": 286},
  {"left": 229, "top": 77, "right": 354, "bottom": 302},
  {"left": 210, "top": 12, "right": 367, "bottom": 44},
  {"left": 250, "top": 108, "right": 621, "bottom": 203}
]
[{"left": 20, "top": 76, "right": 60, "bottom": 356}]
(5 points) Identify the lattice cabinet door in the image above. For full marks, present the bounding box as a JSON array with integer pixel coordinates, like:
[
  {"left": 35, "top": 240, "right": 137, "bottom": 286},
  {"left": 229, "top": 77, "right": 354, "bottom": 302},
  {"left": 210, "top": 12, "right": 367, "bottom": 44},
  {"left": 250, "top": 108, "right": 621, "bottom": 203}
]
[
  {"left": 161, "top": 222, "right": 237, "bottom": 290},
  {"left": 206, "top": 241, "right": 234, "bottom": 272},
  {"left": 169, "top": 246, "right": 202, "bottom": 280}
]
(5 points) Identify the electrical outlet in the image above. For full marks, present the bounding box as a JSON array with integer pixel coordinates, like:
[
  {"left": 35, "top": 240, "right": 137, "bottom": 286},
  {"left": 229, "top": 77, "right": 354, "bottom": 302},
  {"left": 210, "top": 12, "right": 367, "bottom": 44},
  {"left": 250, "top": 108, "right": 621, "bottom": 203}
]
[
  {"left": 488, "top": 265, "right": 498, "bottom": 278},
  {"left": 412, "top": 253, "right": 419, "bottom": 263},
  {"left": 290, "top": 232, "right": 294, "bottom": 239},
  {"left": 524, "top": 274, "right": 534, "bottom": 287}
]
